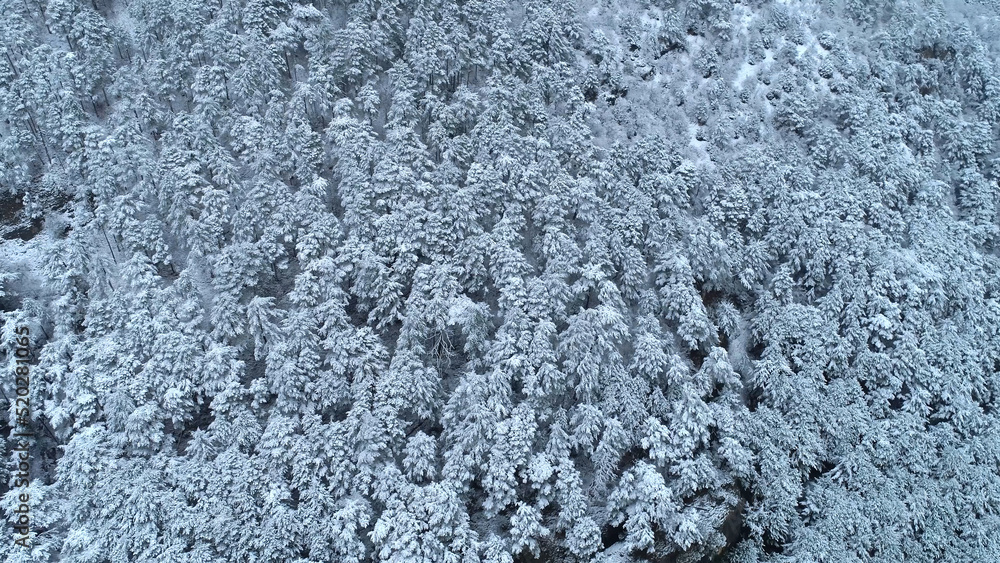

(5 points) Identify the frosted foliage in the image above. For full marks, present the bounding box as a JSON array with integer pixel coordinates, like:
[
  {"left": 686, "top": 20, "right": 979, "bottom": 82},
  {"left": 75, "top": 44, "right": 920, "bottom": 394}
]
[{"left": 1, "top": 0, "right": 1000, "bottom": 562}]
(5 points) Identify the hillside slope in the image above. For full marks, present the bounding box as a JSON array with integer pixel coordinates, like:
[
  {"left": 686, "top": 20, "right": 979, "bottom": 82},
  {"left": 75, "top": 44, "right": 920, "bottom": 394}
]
[{"left": 2, "top": 0, "right": 1000, "bottom": 561}]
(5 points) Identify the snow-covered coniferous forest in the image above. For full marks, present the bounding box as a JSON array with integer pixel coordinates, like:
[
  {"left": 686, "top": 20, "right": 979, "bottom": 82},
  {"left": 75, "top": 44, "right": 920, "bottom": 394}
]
[{"left": 2, "top": 0, "right": 1000, "bottom": 561}]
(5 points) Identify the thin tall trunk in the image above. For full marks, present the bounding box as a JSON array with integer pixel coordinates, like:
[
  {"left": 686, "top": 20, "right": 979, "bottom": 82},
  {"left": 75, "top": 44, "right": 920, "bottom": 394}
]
[{"left": 102, "top": 228, "right": 118, "bottom": 265}]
